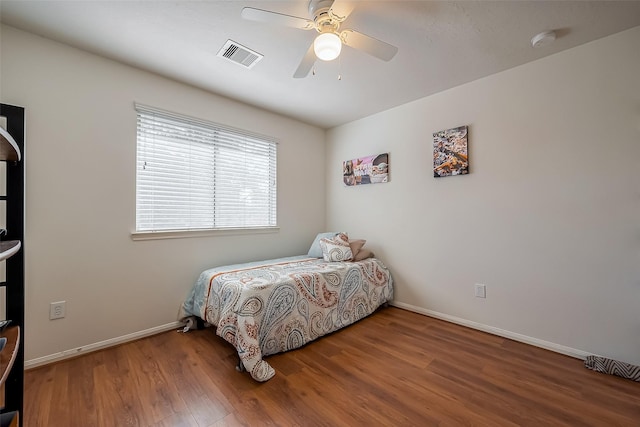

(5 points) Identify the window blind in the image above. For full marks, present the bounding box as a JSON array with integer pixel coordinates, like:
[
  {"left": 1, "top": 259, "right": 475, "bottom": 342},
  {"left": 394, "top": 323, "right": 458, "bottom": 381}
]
[{"left": 135, "top": 104, "right": 277, "bottom": 232}]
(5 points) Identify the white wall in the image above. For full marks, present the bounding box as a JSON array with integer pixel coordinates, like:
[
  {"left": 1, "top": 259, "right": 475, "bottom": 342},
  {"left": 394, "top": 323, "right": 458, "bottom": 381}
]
[
  {"left": 326, "top": 26, "right": 640, "bottom": 365},
  {"left": 0, "top": 25, "right": 326, "bottom": 361}
]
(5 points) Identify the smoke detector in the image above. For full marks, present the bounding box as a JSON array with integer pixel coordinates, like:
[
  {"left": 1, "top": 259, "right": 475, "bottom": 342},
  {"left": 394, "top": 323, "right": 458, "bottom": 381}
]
[{"left": 531, "top": 31, "right": 556, "bottom": 48}]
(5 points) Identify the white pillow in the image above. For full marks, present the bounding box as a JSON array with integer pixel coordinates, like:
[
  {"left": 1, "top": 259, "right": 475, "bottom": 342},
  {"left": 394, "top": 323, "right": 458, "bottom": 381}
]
[
  {"left": 308, "top": 232, "right": 339, "bottom": 258},
  {"left": 319, "top": 232, "right": 353, "bottom": 262}
]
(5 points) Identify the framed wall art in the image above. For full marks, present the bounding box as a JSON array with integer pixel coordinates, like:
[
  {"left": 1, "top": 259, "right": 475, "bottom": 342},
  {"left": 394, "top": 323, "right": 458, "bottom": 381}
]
[
  {"left": 343, "top": 152, "right": 388, "bottom": 186},
  {"left": 433, "top": 125, "right": 469, "bottom": 178}
]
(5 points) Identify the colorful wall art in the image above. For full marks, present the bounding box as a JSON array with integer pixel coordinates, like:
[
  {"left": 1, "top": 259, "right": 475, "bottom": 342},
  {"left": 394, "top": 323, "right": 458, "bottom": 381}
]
[
  {"left": 343, "top": 152, "right": 389, "bottom": 186},
  {"left": 433, "top": 125, "right": 469, "bottom": 178}
]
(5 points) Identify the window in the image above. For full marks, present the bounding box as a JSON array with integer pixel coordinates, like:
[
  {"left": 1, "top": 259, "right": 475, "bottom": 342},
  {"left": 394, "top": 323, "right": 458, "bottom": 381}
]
[{"left": 135, "top": 104, "right": 277, "bottom": 233}]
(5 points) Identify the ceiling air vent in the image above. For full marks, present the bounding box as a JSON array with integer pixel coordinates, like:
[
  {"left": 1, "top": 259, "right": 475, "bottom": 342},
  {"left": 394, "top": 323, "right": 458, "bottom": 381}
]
[{"left": 217, "top": 40, "right": 263, "bottom": 69}]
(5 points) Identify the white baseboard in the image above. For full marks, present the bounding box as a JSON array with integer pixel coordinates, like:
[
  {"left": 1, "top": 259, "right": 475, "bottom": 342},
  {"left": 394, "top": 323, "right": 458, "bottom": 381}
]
[
  {"left": 25, "top": 321, "right": 182, "bottom": 369},
  {"left": 25, "top": 305, "right": 593, "bottom": 369},
  {"left": 390, "top": 301, "right": 591, "bottom": 361}
]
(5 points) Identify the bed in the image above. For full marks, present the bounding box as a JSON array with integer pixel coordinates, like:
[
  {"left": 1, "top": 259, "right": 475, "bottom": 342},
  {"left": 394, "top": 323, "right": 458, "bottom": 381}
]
[{"left": 180, "top": 233, "right": 393, "bottom": 381}]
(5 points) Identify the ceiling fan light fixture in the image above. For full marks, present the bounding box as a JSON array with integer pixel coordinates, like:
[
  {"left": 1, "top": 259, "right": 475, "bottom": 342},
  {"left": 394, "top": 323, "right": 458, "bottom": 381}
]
[{"left": 314, "top": 32, "right": 342, "bottom": 61}]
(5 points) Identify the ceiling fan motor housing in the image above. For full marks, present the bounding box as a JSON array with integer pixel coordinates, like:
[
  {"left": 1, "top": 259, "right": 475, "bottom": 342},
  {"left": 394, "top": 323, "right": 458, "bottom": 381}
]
[
  {"left": 309, "top": 0, "right": 340, "bottom": 34},
  {"left": 309, "top": 0, "right": 334, "bottom": 17}
]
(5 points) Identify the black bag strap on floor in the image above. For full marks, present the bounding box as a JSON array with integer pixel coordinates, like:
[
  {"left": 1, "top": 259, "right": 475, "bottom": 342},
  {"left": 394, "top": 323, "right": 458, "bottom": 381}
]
[{"left": 584, "top": 355, "right": 640, "bottom": 382}]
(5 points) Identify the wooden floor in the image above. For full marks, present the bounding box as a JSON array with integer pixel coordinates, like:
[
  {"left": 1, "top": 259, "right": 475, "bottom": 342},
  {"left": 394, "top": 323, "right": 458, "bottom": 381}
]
[{"left": 24, "top": 307, "right": 640, "bottom": 426}]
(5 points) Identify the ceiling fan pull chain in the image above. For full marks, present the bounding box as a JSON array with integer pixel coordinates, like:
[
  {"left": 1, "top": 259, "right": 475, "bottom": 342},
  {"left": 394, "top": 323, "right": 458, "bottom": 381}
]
[{"left": 338, "top": 55, "right": 342, "bottom": 80}]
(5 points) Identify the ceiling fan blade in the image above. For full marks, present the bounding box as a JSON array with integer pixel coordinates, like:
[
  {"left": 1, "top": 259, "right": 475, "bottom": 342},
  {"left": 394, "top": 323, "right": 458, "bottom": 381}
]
[
  {"left": 328, "top": 1, "right": 354, "bottom": 22},
  {"left": 341, "top": 29, "right": 398, "bottom": 61},
  {"left": 241, "top": 7, "right": 314, "bottom": 30},
  {"left": 293, "top": 43, "right": 317, "bottom": 78}
]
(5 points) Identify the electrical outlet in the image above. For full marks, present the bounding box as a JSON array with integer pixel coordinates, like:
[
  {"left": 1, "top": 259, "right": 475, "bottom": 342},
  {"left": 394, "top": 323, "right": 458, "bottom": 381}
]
[
  {"left": 474, "top": 284, "right": 486, "bottom": 298},
  {"left": 50, "top": 301, "right": 66, "bottom": 320}
]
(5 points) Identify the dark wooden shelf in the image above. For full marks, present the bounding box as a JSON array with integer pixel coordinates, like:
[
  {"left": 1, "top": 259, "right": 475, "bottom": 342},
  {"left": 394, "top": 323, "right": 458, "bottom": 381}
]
[
  {"left": 0, "top": 327, "right": 19, "bottom": 387},
  {"left": 1, "top": 103, "right": 25, "bottom": 427},
  {"left": 0, "top": 242, "right": 20, "bottom": 263}
]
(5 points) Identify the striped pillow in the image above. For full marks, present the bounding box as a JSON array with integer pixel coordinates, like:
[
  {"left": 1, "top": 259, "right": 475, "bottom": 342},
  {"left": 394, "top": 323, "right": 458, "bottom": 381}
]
[{"left": 319, "top": 232, "right": 353, "bottom": 262}]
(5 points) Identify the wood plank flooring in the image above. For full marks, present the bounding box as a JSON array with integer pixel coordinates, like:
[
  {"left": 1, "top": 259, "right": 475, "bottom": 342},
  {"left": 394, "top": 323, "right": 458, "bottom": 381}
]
[{"left": 23, "top": 307, "right": 640, "bottom": 426}]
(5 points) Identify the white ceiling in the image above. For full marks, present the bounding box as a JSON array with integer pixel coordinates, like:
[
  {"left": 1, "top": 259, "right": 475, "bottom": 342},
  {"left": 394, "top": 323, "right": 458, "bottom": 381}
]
[{"left": 1, "top": 1, "right": 640, "bottom": 129}]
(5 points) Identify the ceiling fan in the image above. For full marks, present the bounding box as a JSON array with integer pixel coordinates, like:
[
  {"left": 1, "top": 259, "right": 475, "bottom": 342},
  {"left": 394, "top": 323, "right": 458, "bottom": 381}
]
[{"left": 241, "top": 0, "right": 398, "bottom": 78}]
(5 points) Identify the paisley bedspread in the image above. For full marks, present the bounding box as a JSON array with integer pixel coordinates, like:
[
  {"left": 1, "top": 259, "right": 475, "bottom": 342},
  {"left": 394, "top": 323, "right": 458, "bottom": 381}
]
[{"left": 181, "top": 255, "right": 393, "bottom": 381}]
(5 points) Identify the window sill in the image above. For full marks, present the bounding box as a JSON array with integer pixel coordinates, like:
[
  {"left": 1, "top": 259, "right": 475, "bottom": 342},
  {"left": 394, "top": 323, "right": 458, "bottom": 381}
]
[{"left": 131, "top": 226, "right": 279, "bottom": 241}]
